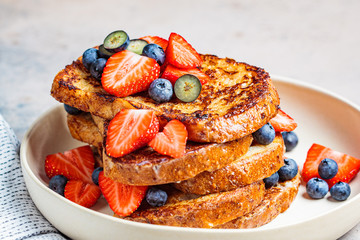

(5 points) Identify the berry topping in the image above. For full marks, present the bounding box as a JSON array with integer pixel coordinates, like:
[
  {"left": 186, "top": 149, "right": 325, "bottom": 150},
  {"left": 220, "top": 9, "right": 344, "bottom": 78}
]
[
  {"left": 278, "top": 158, "right": 298, "bottom": 181},
  {"left": 166, "top": 32, "right": 202, "bottom": 69},
  {"left": 302, "top": 143, "right": 360, "bottom": 188},
  {"left": 101, "top": 50, "right": 160, "bottom": 97},
  {"left": 82, "top": 48, "right": 99, "bottom": 70},
  {"left": 270, "top": 109, "right": 297, "bottom": 132},
  {"left": 139, "top": 36, "right": 168, "bottom": 52},
  {"left": 126, "top": 39, "right": 149, "bottom": 55},
  {"left": 64, "top": 104, "right": 82, "bottom": 115},
  {"left": 90, "top": 58, "right": 107, "bottom": 80},
  {"left": 330, "top": 181, "right": 351, "bottom": 201},
  {"left": 306, "top": 177, "right": 329, "bottom": 199},
  {"left": 92, "top": 167, "right": 103, "bottom": 186},
  {"left": 148, "top": 78, "right": 173, "bottom": 103},
  {"left": 161, "top": 64, "right": 209, "bottom": 85},
  {"left": 174, "top": 74, "right": 202, "bottom": 102},
  {"left": 105, "top": 109, "right": 159, "bottom": 158},
  {"left": 103, "top": 30, "right": 130, "bottom": 53},
  {"left": 48, "top": 175, "right": 68, "bottom": 196},
  {"left": 281, "top": 131, "right": 298, "bottom": 152},
  {"left": 145, "top": 187, "right": 168, "bottom": 207},
  {"left": 98, "top": 44, "right": 113, "bottom": 59},
  {"left": 98, "top": 171, "right": 148, "bottom": 216},
  {"left": 252, "top": 123, "right": 276, "bottom": 145},
  {"left": 263, "top": 172, "right": 279, "bottom": 189},
  {"left": 142, "top": 43, "right": 166, "bottom": 65},
  {"left": 148, "top": 119, "right": 188, "bottom": 158},
  {"left": 318, "top": 158, "right": 338, "bottom": 180},
  {"left": 45, "top": 145, "right": 95, "bottom": 184},
  {"left": 64, "top": 180, "right": 101, "bottom": 208}
]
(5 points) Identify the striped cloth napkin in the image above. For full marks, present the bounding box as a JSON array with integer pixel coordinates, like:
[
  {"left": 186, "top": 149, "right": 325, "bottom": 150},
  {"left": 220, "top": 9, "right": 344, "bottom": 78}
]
[{"left": 0, "top": 114, "right": 67, "bottom": 240}]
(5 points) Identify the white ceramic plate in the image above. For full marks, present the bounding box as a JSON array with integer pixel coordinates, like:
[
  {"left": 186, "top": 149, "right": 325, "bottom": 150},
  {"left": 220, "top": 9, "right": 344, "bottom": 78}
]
[{"left": 21, "top": 76, "right": 360, "bottom": 240}]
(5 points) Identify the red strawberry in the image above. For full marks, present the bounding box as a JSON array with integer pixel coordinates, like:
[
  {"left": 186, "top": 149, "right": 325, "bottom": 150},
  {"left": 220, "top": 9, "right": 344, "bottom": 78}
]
[
  {"left": 161, "top": 64, "right": 209, "bottom": 85},
  {"left": 98, "top": 171, "right": 148, "bottom": 216},
  {"left": 139, "top": 35, "right": 168, "bottom": 51},
  {"left": 148, "top": 119, "right": 188, "bottom": 158},
  {"left": 166, "top": 32, "right": 202, "bottom": 69},
  {"left": 105, "top": 109, "right": 159, "bottom": 157},
  {"left": 302, "top": 143, "right": 360, "bottom": 188},
  {"left": 64, "top": 180, "right": 101, "bottom": 208},
  {"left": 45, "top": 145, "right": 95, "bottom": 184},
  {"left": 101, "top": 50, "right": 160, "bottom": 97},
  {"left": 270, "top": 109, "right": 297, "bottom": 132}
]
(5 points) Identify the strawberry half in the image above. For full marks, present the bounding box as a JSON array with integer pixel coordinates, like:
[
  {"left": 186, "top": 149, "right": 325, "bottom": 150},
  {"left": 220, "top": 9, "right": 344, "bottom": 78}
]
[
  {"left": 161, "top": 64, "right": 209, "bottom": 85},
  {"left": 139, "top": 35, "right": 168, "bottom": 51},
  {"left": 45, "top": 145, "right": 95, "bottom": 184},
  {"left": 302, "top": 143, "right": 360, "bottom": 188},
  {"left": 64, "top": 180, "right": 101, "bottom": 208},
  {"left": 98, "top": 172, "right": 148, "bottom": 216},
  {"left": 148, "top": 119, "right": 188, "bottom": 158},
  {"left": 270, "top": 109, "right": 297, "bottom": 132},
  {"left": 166, "top": 32, "right": 202, "bottom": 69},
  {"left": 101, "top": 50, "right": 160, "bottom": 97},
  {"left": 105, "top": 109, "right": 159, "bottom": 158}
]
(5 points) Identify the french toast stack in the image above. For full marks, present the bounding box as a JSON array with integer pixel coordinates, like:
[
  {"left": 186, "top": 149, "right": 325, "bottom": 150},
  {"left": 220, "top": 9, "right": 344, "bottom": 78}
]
[{"left": 51, "top": 46, "right": 300, "bottom": 228}]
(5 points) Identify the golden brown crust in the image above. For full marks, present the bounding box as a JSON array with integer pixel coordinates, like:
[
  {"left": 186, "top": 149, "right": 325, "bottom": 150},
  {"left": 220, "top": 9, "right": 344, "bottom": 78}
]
[
  {"left": 215, "top": 173, "right": 300, "bottom": 229},
  {"left": 174, "top": 133, "right": 285, "bottom": 195},
  {"left": 123, "top": 181, "right": 265, "bottom": 228},
  {"left": 103, "top": 135, "right": 253, "bottom": 185},
  {"left": 51, "top": 54, "right": 280, "bottom": 143}
]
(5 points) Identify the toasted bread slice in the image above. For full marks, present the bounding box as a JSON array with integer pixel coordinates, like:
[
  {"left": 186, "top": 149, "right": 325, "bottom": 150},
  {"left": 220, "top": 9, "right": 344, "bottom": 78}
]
[
  {"left": 216, "top": 172, "right": 300, "bottom": 229},
  {"left": 51, "top": 54, "right": 280, "bottom": 143},
  {"left": 174, "top": 133, "right": 285, "bottom": 195},
  {"left": 123, "top": 181, "right": 265, "bottom": 228}
]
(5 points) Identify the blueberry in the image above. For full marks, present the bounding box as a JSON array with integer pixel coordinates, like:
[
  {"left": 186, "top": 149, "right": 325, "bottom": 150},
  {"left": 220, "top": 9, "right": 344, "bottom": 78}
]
[
  {"left": 98, "top": 44, "right": 113, "bottom": 59},
  {"left": 82, "top": 48, "right": 99, "bottom": 70},
  {"left": 253, "top": 123, "right": 276, "bottom": 145},
  {"left": 306, "top": 177, "right": 329, "bottom": 199},
  {"left": 263, "top": 172, "right": 279, "bottom": 189},
  {"left": 64, "top": 104, "right": 82, "bottom": 115},
  {"left": 49, "top": 175, "right": 68, "bottom": 196},
  {"left": 318, "top": 158, "right": 338, "bottom": 180},
  {"left": 148, "top": 78, "right": 173, "bottom": 103},
  {"left": 278, "top": 158, "right": 298, "bottom": 181},
  {"left": 90, "top": 58, "right": 107, "bottom": 80},
  {"left": 146, "top": 187, "right": 168, "bottom": 207},
  {"left": 281, "top": 131, "right": 298, "bottom": 152},
  {"left": 127, "top": 39, "right": 148, "bottom": 55},
  {"left": 142, "top": 43, "right": 166, "bottom": 65},
  {"left": 330, "top": 182, "right": 351, "bottom": 201},
  {"left": 103, "top": 30, "right": 130, "bottom": 53},
  {"left": 92, "top": 167, "right": 103, "bottom": 186},
  {"left": 174, "top": 74, "right": 202, "bottom": 102}
]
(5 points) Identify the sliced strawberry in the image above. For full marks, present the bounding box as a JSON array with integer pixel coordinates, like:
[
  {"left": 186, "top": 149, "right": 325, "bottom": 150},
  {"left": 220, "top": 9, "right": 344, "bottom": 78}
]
[
  {"left": 161, "top": 64, "right": 209, "bottom": 85},
  {"left": 148, "top": 119, "right": 188, "bottom": 158},
  {"left": 139, "top": 35, "right": 168, "bottom": 51},
  {"left": 166, "top": 32, "right": 202, "bottom": 69},
  {"left": 45, "top": 145, "right": 95, "bottom": 183},
  {"left": 98, "top": 171, "right": 148, "bottom": 216},
  {"left": 64, "top": 180, "right": 101, "bottom": 208},
  {"left": 302, "top": 143, "right": 360, "bottom": 188},
  {"left": 270, "top": 109, "right": 297, "bottom": 132},
  {"left": 105, "top": 109, "right": 159, "bottom": 157},
  {"left": 101, "top": 50, "right": 160, "bottom": 97}
]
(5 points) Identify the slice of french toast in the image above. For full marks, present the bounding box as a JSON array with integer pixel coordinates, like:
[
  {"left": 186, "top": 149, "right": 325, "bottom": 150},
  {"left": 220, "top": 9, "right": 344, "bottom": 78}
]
[
  {"left": 67, "top": 112, "right": 253, "bottom": 186},
  {"left": 174, "top": 133, "right": 285, "bottom": 195},
  {"left": 215, "top": 172, "right": 300, "bottom": 229},
  {"left": 123, "top": 181, "right": 265, "bottom": 228},
  {"left": 52, "top": 54, "right": 280, "bottom": 143}
]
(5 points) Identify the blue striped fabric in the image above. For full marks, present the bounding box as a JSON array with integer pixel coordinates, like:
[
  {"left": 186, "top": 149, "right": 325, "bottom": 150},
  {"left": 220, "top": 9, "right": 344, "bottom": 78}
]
[{"left": 0, "top": 115, "right": 66, "bottom": 240}]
